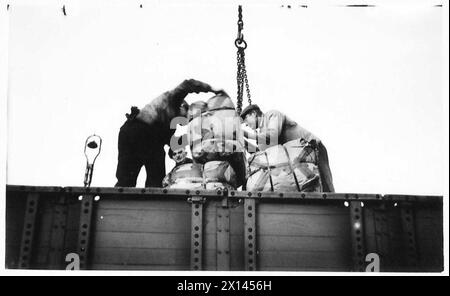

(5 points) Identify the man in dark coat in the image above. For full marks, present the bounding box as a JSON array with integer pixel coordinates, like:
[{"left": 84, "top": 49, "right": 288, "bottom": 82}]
[{"left": 115, "top": 79, "right": 221, "bottom": 187}]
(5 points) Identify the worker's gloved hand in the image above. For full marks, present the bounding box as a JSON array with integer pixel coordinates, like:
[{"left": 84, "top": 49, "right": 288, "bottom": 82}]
[{"left": 181, "top": 79, "right": 219, "bottom": 94}]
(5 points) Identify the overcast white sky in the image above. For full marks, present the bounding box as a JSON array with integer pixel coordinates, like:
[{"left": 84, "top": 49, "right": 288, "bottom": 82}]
[{"left": 2, "top": 0, "right": 447, "bottom": 195}]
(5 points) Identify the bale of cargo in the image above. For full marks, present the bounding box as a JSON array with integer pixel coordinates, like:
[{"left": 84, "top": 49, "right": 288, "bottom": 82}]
[
  {"left": 189, "top": 94, "right": 244, "bottom": 159},
  {"left": 187, "top": 93, "right": 246, "bottom": 187},
  {"left": 191, "top": 139, "right": 241, "bottom": 161},
  {"left": 163, "top": 161, "right": 239, "bottom": 190},
  {"left": 187, "top": 101, "right": 208, "bottom": 122},
  {"left": 246, "top": 139, "right": 322, "bottom": 192},
  {"left": 203, "top": 161, "right": 237, "bottom": 189},
  {"left": 162, "top": 163, "right": 204, "bottom": 190}
]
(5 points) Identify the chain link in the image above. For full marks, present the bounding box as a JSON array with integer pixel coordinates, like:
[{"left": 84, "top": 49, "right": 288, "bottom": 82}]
[
  {"left": 235, "top": 5, "right": 252, "bottom": 115},
  {"left": 240, "top": 50, "right": 252, "bottom": 106},
  {"left": 236, "top": 51, "right": 243, "bottom": 114}
]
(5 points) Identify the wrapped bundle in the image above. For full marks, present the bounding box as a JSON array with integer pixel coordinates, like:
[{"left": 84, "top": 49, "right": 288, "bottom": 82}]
[
  {"left": 189, "top": 94, "right": 244, "bottom": 159},
  {"left": 162, "top": 163, "right": 204, "bottom": 189},
  {"left": 187, "top": 101, "right": 208, "bottom": 122},
  {"left": 191, "top": 139, "right": 241, "bottom": 162},
  {"left": 188, "top": 93, "right": 246, "bottom": 187},
  {"left": 163, "top": 161, "right": 239, "bottom": 190},
  {"left": 246, "top": 145, "right": 298, "bottom": 192},
  {"left": 203, "top": 161, "right": 237, "bottom": 188},
  {"left": 246, "top": 139, "right": 321, "bottom": 192}
]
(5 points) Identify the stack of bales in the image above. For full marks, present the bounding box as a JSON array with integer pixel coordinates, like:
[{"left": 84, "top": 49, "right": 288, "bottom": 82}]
[
  {"left": 164, "top": 93, "right": 246, "bottom": 190},
  {"left": 246, "top": 138, "right": 322, "bottom": 192}
]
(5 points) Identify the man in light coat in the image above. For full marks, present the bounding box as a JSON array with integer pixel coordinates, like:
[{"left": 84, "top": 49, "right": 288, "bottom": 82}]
[{"left": 241, "top": 104, "right": 335, "bottom": 192}]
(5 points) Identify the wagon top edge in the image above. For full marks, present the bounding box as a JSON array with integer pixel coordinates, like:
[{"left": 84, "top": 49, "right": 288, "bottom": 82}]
[{"left": 5, "top": 184, "right": 443, "bottom": 203}]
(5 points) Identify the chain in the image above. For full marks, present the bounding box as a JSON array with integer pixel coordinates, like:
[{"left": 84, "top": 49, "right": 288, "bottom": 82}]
[
  {"left": 240, "top": 50, "right": 252, "bottom": 106},
  {"left": 235, "top": 5, "right": 252, "bottom": 115},
  {"left": 236, "top": 51, "right": 242, "bottom": 114}
]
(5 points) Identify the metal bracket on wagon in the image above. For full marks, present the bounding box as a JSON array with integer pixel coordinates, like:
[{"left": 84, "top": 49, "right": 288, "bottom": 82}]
[{"left": 187, "top": 196, "right": 206, "bottom": 204}]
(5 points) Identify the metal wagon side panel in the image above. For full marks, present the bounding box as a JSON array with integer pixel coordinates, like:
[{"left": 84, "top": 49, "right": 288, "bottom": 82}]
[
  {"left": 5, "top": 186, "right": 444, "bottom": 272},
  {"left": 6, "top": 190, "right": 26, "bottom": 269},
  {"left": 89, "top": 198, "right": 191, "bottom": 270},
  {"left": 414, "top": 201, "right": 443, "bottom": 272},
  {"left": 255, "top": 200, "right": 352, "bottom": 271}
]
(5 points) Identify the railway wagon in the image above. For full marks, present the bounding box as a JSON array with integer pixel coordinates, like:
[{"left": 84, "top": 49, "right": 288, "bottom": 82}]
[{"left": 5, "top": 185, "right": 443, "bottom": 272}]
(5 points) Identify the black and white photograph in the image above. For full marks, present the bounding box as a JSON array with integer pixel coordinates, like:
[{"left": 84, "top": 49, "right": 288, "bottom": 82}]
[{"left": 0, "top": 0, "right": 448, "bottom": 278}]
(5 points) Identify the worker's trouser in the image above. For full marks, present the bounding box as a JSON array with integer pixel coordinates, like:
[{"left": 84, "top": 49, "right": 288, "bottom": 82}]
[
  {"left": 115, "top": 116, "right": 166, "bottom": 188},
  {"left": 317, "top": 142, "right": 335, "bottom": 192}
]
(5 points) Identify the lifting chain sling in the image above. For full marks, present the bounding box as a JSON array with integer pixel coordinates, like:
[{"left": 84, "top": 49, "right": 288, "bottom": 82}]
[{"left": 235, "top": 5, "right": 252, "bottom": 115}]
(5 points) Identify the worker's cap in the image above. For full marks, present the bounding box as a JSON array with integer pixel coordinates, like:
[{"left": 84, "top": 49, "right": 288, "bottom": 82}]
[{"left": 240, "top": 104, "right": 261, "bottom": 119}]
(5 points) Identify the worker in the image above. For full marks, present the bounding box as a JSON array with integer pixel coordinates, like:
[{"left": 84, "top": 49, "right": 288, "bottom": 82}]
[
  {"left": 162, "top": 144, "right": 195, "bottom": 188},
  {"left": 115, "top": 79, "right": 221, "bottom": 187},
  {"left": 168, "top": 145, "right": 193, "bottom": 167},
  {"left": 240, "top": 104, "right": 335, "bottom": 192}
]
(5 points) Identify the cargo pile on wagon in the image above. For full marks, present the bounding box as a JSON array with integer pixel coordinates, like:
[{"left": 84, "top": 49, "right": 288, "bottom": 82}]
[
  {"left": 162, "top": 90, "right": 329, "bottom": 192},
  {"left": 163, "top": 92, "right": 246, "bottom": 190}
]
